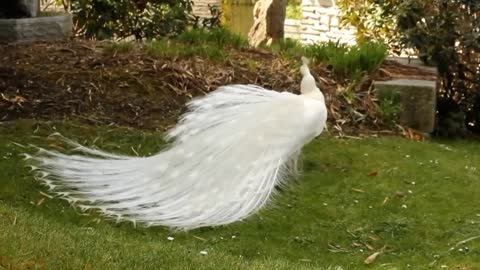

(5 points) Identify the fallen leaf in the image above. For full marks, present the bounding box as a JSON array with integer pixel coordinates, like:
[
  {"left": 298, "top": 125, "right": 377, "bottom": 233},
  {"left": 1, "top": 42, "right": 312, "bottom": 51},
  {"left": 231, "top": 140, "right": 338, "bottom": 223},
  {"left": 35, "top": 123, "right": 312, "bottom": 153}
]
[
  {"left": 382, "top": 197, "right": 389, "bottom": 206},
  {"left": 36, "top": 198, "right": 45, "bottom": 206},
  {"left": 368, "top": 170, "right": 378, "bottom": 177},
  {"left": 352, "top": 241, "right": 362, "bottom": 247},
  {"left": 364, "top": 251, "right": 381, "bottom": 264},
  {"left": 364, "top": 243, "right": 375, "bottom": 251},
  {"left": 193, "top": 235, "right": 207, "bottom": 242},
  {"left": 39, "top": 191, "right": 53, "bottom": 199}
]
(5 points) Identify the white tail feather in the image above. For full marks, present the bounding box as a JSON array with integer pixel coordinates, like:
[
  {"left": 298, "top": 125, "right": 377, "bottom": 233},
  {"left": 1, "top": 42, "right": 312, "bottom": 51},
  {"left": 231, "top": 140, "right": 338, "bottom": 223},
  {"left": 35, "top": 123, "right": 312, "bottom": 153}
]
[{"left": 28, "top": 82, "right": 327, "bottom": 230}]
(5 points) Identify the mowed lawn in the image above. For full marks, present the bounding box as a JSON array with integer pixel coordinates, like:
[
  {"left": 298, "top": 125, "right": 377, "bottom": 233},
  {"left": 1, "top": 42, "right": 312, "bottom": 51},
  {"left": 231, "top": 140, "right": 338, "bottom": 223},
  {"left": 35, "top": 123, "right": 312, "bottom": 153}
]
[{"left": 1, "top": 120, "right": 479, "bottom": 269}]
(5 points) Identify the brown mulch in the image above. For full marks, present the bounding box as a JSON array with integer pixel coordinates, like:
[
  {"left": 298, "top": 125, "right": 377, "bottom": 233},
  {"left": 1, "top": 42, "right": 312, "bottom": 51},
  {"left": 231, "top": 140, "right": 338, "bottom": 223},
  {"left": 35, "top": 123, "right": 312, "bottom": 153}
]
[{"left": 0, "top": 40, "right": 436, "bottom": 137}]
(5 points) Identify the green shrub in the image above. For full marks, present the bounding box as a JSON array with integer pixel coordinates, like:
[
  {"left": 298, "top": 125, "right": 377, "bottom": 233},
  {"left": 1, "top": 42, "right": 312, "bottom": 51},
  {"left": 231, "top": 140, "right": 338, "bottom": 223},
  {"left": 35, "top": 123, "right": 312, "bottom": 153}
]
[
  {"left": 286, "top": 1, "right": 301, "bottom": 19},
  {"left": 101, "top": 28, "right": 246, "bottom": 60},
  {"left": 269, "top": 38, "right": 305, "bottom": 58},
  {"left": 103, "top": 41, "right": 136, "bottom": 54},
  {"left": 57, "top": 0, "right": 222, "bottom": 40},
  {"left": 177, "top": 27, "right": 248, "bottom": 49},
  {"left": 145, "top": 39, "right": 225, "bottom": 60},
  {"left": 336, "top": 0, "right": 402, "bottom": 54},
  {"left": 376, "top": 91, "right": 402, "bottom": 127},
  {"left": 304, "top": 41, "right": 387, "bottom": 78}
]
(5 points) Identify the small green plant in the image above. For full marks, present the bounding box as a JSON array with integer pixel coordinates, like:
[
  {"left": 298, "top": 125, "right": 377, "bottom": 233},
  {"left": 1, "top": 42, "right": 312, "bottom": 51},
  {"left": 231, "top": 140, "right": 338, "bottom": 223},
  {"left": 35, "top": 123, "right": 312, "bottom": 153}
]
[
  {"left": 177, "top": 27, "right": 248, "bottom": 49},
  {"left": 99, "top": 28, "right": 246, "bottom": 60},
  {"left": 376, "top": 91, "right": 402, "bottom": 126},
  {"left": 270, "top": 38, "right": 305, "bottom": 58},
  {"left": 144, "top": 39, "right": 225, "bottom": 60},
  {"left": 103, "top": 41, "right": 135, "bottom": 54}
]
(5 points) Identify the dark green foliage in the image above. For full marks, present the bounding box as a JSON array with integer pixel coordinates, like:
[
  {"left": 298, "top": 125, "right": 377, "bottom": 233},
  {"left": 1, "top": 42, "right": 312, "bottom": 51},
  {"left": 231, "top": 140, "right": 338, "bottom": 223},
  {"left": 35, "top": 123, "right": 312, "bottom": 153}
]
[
  {"left": 177, "top": 27, "right": 248, "bottom": 49},
  {"left": 69, "top": 0, "right": 193, "bottom": 40},
  {"left": 61, "top": 0, "right": 221, "bottom": 40}
]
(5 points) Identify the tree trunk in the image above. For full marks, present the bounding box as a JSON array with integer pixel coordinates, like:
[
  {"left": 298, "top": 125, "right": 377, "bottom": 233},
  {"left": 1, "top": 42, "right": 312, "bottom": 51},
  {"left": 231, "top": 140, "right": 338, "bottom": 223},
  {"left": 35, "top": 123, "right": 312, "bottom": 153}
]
[{"left": 248, "top": 0, "right": 286, "bottom": 47}]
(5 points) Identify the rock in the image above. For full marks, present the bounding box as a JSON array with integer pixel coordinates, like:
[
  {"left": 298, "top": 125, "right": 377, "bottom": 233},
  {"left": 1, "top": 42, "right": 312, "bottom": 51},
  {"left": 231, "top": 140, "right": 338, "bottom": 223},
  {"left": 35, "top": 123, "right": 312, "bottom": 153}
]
[
  {"left": 374, "top": 79, "right": 437, "bottom": 133},
  {"left": 0, "top": 13, "right": 72, "bottom": 43}
]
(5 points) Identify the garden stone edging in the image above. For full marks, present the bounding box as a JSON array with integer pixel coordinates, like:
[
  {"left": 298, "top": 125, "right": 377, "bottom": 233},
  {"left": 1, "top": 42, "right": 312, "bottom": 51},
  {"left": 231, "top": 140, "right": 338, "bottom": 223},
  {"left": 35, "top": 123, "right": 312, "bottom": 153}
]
[
  {"left": 0, "top": 13, "right": 72, "bottom": 43},
  {"left": 374, "top": 78, "right": 437, "bottom": 134}
]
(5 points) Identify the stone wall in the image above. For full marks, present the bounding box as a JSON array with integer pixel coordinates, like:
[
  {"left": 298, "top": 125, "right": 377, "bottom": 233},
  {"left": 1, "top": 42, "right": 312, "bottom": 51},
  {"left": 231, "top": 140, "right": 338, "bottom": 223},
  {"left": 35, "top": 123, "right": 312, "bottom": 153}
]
[
  {"left": 284, "top": 18, "right": 301, "bottom": 40},
  {"left": 293, "top": 0, "right": 356, "bottom": 44},
  {"left": 192, "top": 0, "right": 221, "bottom": 19}
]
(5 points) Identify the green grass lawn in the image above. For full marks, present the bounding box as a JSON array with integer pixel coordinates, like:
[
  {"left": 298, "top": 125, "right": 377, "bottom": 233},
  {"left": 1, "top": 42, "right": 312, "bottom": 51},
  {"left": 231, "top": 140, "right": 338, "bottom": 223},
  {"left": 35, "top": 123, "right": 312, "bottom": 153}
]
[{"left": 1, "top": 120, "right": 480, "bottom": 269}]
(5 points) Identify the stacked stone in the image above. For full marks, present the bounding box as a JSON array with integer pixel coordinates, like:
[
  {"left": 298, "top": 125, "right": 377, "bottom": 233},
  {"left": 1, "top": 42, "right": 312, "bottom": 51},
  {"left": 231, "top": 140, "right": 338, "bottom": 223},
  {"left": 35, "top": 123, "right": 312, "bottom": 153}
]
[
  {"left": 284, "top": 18, "right": 301, "bottom": 39},
  {"left": 299, "top": 0, "right": 356, "bottom": 45},
  {"left": 192, "top": 0, "right": 221, "bottom": 19}
]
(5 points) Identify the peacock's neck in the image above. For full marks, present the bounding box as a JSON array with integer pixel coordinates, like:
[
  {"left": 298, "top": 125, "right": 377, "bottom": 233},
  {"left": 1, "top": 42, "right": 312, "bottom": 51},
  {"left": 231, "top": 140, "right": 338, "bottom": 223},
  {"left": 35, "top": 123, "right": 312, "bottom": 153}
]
[
  {"left": 300, "top": 72, "right": 323, "bottom": 101},
  {"left": 302, "top": 88, "right": 325, "bottom": 102}
]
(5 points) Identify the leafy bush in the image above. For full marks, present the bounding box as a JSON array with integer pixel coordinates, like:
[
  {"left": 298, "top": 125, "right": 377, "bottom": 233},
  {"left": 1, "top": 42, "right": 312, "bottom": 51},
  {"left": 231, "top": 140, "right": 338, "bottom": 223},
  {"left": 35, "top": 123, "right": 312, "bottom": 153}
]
[
  {"left": 376, "top": 90, "right": 402, "bottom": 127},
  {"left": 67, "top": 0, "right": 194, "bottom": 40},
  {"left": 336, "top": 0, "right": 402, "bottom": 54},
  {"left": 57, "top": 0, "right": 221, "bottom": 40}
]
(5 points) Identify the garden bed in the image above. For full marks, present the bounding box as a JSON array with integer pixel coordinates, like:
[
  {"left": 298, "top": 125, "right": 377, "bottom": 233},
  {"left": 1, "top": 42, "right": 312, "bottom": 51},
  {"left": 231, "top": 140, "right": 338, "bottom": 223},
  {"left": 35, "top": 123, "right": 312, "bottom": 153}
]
[{"left": 0, "top": 40, "right": 436, "bottom": 136}]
